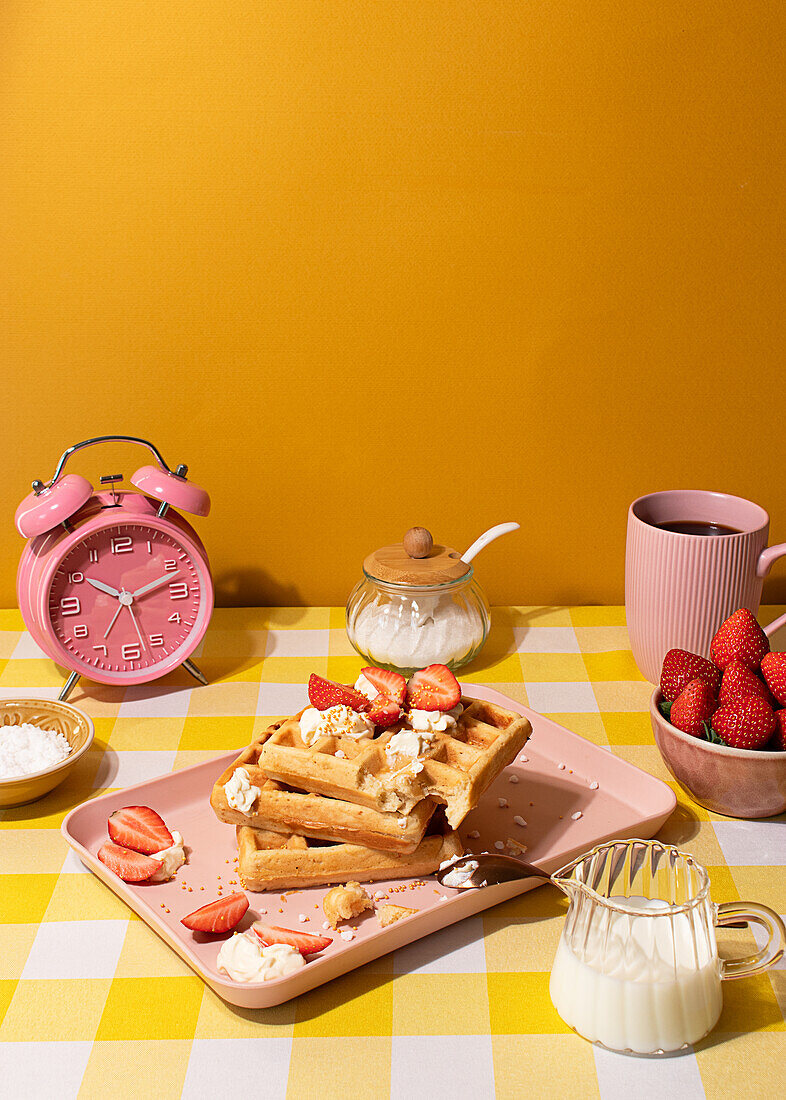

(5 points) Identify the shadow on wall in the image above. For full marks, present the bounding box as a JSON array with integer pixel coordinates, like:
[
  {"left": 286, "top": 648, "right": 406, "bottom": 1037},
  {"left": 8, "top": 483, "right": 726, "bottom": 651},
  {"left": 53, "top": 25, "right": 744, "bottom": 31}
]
[{"left": 214, "top": 567, "right": 304, "bottom": 608}]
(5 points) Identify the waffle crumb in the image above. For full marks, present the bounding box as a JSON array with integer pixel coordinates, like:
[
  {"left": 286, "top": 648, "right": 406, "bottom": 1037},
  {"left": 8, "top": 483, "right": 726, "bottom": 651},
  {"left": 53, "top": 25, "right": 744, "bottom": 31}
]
[
  {"left": 376, "top": 903, "right": 418, "bottom": 927},
  {"left": 322, "top": 881, "right": 373, "bottom": 929},
  {"left": 507, "top": 837, "right": 528, "bottom": 856}
]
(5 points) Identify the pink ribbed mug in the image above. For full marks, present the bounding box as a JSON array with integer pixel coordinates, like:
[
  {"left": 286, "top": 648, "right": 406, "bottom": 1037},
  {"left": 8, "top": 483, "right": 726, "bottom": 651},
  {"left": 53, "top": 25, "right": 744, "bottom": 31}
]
[{"left": 625, "top": 490, "right": 786, "bottom": 683}]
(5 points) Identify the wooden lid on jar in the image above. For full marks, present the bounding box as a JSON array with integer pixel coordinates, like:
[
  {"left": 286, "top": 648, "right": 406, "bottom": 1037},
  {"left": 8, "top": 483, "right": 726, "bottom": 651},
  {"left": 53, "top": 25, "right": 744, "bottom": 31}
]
[{"left": 363, "top": 527, "right": 471, "bottom": 585}]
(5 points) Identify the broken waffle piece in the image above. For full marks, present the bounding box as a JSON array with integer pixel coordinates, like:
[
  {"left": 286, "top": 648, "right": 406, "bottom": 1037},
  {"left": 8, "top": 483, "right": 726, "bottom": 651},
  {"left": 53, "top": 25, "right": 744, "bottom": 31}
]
[
  {"left": 323, "top": 881, "right": 373, "bottom": 929},
  {"left": 376, "top": 904, "right": 418, "bottom": 928}
]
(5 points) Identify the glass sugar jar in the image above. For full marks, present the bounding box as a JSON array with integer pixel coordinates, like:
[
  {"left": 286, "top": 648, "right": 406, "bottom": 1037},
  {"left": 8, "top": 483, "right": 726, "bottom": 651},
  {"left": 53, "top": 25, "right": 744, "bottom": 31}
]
[{"left": 345, "top": 527, "right": 491, "bottom": 675}]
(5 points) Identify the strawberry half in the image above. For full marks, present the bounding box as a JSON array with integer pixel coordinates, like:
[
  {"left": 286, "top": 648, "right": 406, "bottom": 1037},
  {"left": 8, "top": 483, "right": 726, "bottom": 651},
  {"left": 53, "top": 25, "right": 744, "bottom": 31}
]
[
  {"left": 710, "top": 608, "right": 769, "bottom": 672},
  {"left": 251, "top": 922, "right": 332, "bottom": 956},
  {"left": 360, "top": 666, "right": 407, "bottom": 706},
  {"left": 718, "top": 659, "right": 772, "bottom": 708},
  {"left": 712, "top": 696, "right": 776, "bottom": 750},
  {"left": 406, "top": 664, "right": 461, "bottom": 711},
  {"left": 307, "top": 674, "right": 370, "bottom": 713},
  {"left": 769, "top": 710, "right": 786, "bottom": 751},
  {"left": 108, "top": 806, "right": 173, "bottom": 855},
  {"left": 367, "top": 692, "right": 401, "bottom": 728},
  {"left": 659, "top": 649, "right": 721, "bottom": 703},
  {"left": 669, "top": 679, "right": 716, "bottom": 738},
  {"left": 761, "top": 652, "right": 786, "bottom": 706},
  {"left": 97, "top": 840, "right": 159, "bottom": 882},
  {"left": 181, "top": 892, "right": 249, "bottom": 934}
]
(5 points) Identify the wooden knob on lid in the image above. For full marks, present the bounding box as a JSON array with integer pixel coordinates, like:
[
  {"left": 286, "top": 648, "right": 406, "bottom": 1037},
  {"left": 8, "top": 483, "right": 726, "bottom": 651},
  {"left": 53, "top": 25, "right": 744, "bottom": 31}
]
[
  {"left": 403, "top": 527, "right": 433, "bottom": 558},
  {"left": 363, "top": 528, "right": 470, "bottom": 586}
]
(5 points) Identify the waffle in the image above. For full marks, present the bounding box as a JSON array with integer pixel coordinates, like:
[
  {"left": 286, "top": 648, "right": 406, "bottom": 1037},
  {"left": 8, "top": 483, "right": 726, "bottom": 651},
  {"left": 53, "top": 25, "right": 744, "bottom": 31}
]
[
  {"left": 257, "top": 697, "right": 531, "bottom": 828},
  {"left": 236, "top": 821, "right": 463, "bottom": 891},
  {"left": 210, "top": 732, "right": 436, "bottom": 853}
]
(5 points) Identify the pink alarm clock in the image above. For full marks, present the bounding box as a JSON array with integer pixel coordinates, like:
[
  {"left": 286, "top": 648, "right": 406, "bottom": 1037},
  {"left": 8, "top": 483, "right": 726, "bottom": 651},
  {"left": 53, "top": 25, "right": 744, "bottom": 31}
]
[{"left": 16, "top": 435, "right": 214, "bottom": 701}]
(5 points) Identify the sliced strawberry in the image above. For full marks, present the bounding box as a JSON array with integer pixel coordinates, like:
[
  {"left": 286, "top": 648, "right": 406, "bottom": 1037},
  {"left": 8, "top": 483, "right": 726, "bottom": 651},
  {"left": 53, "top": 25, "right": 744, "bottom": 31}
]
[
  {"left": 367, "top": 692, "right": 402, "bottom": 728},
  {"left": 761, "top": 652, "right": 786, "bottom": 706},
  {"left": 251, "top": 922, "right": 332, "bottom": 956},
  {"left": 406, "top": 664, "right": 461, "bottom": 711},
  {"left": 108, "top": 806, "right": 173, "bottom": 855},
  {"left": 712, "top": 696, "right": 776, "bottom": 750},
  {"left": 98, "top": 840, "right": 158, "bottom": 882},
  {"left": 307, "top": 674, "right": 370, "bottom": 713},
  {"left": 669, "top": 679, "right": 716, "bottom": 738},
  {"left": 718, "top": 659, "right": 773, "bottom": 708},
  {"left": 659, "top": 649, "right": 722, "bottom": 703},
  {"left": 181, "top": 892, "right": 249, "bottom": 934},
  {"left": 360, "top": 666, "right": 407, "bottom": 706},
  {"left": 710, "top": 608, "right": 769, "bottom": 672}
]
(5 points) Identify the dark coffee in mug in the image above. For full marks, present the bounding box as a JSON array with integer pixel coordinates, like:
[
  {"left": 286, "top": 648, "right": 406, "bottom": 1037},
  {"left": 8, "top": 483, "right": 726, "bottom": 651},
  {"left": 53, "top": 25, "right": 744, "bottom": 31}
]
[{"left": 654, "top": 520, "right": 742, "bottom": 536}]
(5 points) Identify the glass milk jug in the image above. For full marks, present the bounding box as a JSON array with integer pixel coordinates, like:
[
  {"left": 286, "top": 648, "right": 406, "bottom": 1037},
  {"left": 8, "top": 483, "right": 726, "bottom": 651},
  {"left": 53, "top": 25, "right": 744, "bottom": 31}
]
[{"left": 549, "top": 839, "right": 785, "bottom": 1055}]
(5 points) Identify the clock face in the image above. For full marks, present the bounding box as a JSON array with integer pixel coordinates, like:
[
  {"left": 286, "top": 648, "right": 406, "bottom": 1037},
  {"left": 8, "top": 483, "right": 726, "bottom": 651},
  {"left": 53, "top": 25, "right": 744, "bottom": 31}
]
[{"left": 45, "top": 521, "right": 209, "bottom": 681}]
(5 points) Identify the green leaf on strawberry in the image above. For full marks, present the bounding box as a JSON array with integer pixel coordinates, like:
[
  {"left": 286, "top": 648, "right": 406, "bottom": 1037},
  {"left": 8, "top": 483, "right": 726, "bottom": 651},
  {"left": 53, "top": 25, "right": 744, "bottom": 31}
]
[
  {"left": 659, "top": 699, "right": 673, "bottom": 720},
  {"left": 703, "top": 723, "right": 724, "bottom": 745}
]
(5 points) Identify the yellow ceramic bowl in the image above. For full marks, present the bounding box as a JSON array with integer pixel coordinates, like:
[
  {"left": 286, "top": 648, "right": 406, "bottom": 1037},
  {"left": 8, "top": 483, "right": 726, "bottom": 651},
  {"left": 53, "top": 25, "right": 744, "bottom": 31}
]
[{"left": 0, "top": 698, "right": 94, "bottom": 808}]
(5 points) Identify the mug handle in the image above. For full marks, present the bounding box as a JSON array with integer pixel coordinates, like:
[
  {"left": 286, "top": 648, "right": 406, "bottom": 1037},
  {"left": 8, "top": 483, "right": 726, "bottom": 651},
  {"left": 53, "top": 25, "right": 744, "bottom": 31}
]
[
  {"left": 716, "top": 901, "right": 786, "bottom": 979},
  {"left": 757, "top": 543, "right": 786, "bottom": 637}
]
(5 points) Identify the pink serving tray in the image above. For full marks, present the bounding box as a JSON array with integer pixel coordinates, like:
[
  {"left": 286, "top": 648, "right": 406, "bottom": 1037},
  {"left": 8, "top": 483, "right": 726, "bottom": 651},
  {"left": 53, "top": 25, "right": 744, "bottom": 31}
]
[{"left": 61, "top": 686, "right": 676, "bottom": 1008}]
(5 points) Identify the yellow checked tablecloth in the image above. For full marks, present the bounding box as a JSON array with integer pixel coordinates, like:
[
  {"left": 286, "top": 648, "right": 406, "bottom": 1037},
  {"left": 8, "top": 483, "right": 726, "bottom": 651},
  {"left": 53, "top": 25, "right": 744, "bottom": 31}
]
[{"left": 1, "top": 606, "right": 784, "bottom": 1099}]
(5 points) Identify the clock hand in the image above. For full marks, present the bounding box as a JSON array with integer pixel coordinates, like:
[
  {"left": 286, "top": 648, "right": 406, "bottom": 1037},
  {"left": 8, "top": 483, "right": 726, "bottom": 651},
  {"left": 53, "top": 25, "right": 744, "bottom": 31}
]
[
  {"left": 126, "top": 603, "right": 147, "bottom": 652},
  {"left": 86, "top": 577, "right": 121, "bottom": 599},
  {"left": 131, "top": 571, "right": 179, "bottom": 599},
  {"left": 103, "top": 602, "right": 124, "bottom": 639}
]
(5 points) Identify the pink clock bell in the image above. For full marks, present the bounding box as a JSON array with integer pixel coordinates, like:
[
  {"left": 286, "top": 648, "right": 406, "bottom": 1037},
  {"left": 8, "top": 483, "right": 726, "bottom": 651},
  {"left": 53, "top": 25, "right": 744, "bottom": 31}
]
[{"left": 15, "top": 435, "right": 214, "bottom": 701}]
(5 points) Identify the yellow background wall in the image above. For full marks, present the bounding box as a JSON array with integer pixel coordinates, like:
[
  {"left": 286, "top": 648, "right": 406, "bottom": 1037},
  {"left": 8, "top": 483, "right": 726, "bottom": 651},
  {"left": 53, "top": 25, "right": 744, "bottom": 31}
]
[{"left": 2, "top": 1, "right": 784, "bottom": 609}]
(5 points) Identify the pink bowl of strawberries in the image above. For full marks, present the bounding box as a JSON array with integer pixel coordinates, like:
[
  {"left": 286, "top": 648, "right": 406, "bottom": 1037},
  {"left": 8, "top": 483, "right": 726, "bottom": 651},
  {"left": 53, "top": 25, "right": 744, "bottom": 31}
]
[{"left": 650, "top": 609, "right": 786, "bottom": 818}]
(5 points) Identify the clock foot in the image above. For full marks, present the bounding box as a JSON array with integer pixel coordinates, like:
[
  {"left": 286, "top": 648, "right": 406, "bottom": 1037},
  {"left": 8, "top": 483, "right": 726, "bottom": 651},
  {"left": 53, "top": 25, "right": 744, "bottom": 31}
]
[
  {"left": 182, "top": 658, "right": 208, "bottom": 686},
  {"left": 59, "top": 671, "right": 81, "bottom": 702}
]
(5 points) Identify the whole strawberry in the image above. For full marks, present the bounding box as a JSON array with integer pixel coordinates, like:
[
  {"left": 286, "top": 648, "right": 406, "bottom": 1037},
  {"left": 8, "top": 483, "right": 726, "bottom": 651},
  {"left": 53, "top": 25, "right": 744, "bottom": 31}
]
[
  {"left": 712, "top": 696, "right": 776, "bottom": 750},
  {"left": 669, "top": 679, "right": 716, "bottom": 738},
  {"left": 760, "top": 652, "right": 786, "bottom": 706},
  {"left": 769, "top": 710, "right": 786, "bottom": 751},
  {"left": 718, "top": 659, "right": 772, "bottom": 708},
  {"left": 660, "top": 649, "right": 722, "bottom": 702},
  {"left": 710, "top": 608, "right": 769, "bottom": 672}
]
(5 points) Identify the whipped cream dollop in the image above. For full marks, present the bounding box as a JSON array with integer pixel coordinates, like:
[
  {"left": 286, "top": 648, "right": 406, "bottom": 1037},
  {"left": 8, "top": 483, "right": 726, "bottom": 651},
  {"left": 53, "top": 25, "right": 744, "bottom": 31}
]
[
  {"left": 351, "top": 593, "right": 485, "bottom": 668},
  {"left": 299, "top": 705, "right": 375, "bottom": 746},
  {"left": 149, "top": 830, "right": 186, "bottom": 883},
  {"left": 407, "top": 705, "right": 462, "bottom": 733},
  {"left": 224, "top": 767, "right": 261, "bottom": 813},
  {"left": 216, "top": 933, "right": 306, "bottom": 983},
  {"left": 440, "top": 859, "right": 479, "bottom": 888},
  {"left": 385, "top": 727, "right": 435, "bottom": 761},
  {"left": 354, "top": 673, "right": 379, "bottom": 701}
]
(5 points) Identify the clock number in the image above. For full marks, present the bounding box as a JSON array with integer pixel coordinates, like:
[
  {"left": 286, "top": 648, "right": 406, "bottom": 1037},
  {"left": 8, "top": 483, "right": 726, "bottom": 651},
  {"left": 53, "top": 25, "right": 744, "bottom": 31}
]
[
  {"left": 169, "top": 582, "right": 189, "bottom": 600},
  {"left": 68, "top": 572, "right": 84, "bottom": 584},
  {"left": 60, "top": 596, "right": 81, "bottom": 617},
  {"left": 73, "top": 624, "right": 88, "bottom": 638},
  {"left": 168, "top": 612, "right": 182, "bottom": 623},
  {"left": 111, "top": 537, "right": 133, "bottom": 554},
  {"left": 88, "top": 549, "right": 98, "bottom": 563},
  {"left": 92, "top": 644, "right": 108, "bottom": 656},
  {"left": 122, "top": 643, "right": 141, "bottom": 661},
  {"left": 146, "top": 540, "right": 153, "bottom": 554},
  {"left": 149, "top": 633, "right": 165, "bottom": 647},
  {"left": 164, "top": 559, "right": 178, "bottom": 572}
]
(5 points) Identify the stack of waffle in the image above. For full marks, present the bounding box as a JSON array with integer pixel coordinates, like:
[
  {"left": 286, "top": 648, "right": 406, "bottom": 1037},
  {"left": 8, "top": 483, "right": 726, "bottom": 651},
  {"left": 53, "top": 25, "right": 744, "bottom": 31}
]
[{"left": 210, "top": 697, "right": 532, "bottom": 891}]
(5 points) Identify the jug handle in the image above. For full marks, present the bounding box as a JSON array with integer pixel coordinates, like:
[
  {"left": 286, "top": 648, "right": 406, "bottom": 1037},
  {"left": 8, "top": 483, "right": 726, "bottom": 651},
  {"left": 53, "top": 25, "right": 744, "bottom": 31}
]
[{"left": 715, "top": 901, "right": 786, "bottom": 980}]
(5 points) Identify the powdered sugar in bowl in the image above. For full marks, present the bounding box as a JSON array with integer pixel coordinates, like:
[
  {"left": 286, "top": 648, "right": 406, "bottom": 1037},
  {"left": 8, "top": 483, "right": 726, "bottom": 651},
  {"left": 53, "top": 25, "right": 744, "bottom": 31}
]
[
  {"left": 346, "top": 527, "right": 491, "bottom": 675},
  {"left": 0, "top": 698, "right": 94, "bottom": 807}
]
